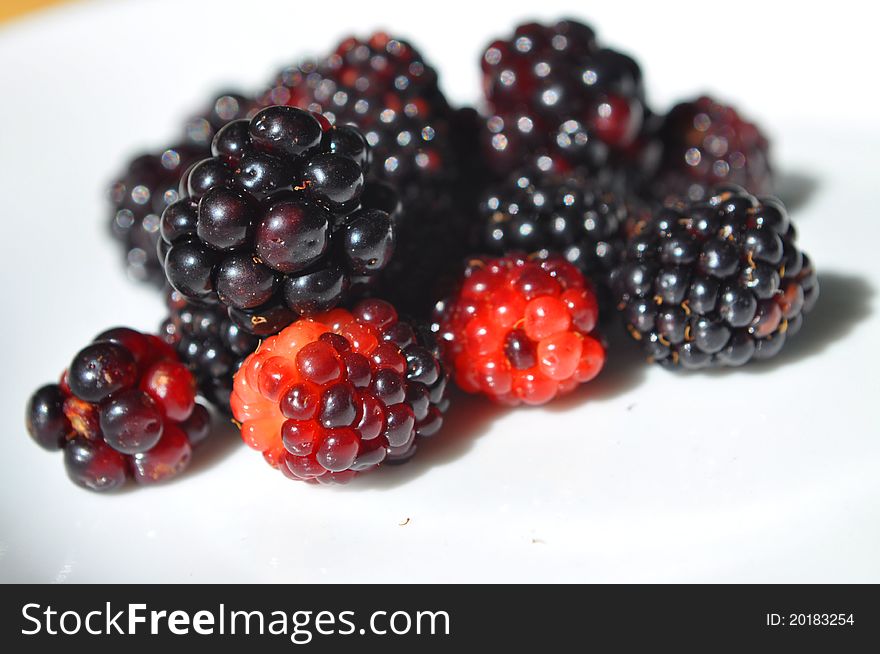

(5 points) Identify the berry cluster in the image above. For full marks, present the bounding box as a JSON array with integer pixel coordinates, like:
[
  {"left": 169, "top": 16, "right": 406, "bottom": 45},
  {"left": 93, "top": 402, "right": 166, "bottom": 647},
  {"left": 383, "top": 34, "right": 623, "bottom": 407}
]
[
  {"left": 434, "top": 254, "right": 605, "bottom": 405},
  {"left": 231, "top": 299, "right": 448, "bottom": 483},
  {"left": 613, "top": 186, "right": 817, "bottom": 368},
  {"left": 159, "top": 106, "right": 396, "bottom": 336},
  {"left": 26, "top": 19, "right": 821, "bottom": 492},
  {"left": 26, "top": 328, "right": 209, "bottom": 491}
]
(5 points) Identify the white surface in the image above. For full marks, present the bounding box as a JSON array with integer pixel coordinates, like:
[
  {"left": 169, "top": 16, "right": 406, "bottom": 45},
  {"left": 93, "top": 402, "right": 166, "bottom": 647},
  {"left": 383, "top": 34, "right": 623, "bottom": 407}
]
[{"left": 0, "top": 0, "right": 878, "bottom": 583}]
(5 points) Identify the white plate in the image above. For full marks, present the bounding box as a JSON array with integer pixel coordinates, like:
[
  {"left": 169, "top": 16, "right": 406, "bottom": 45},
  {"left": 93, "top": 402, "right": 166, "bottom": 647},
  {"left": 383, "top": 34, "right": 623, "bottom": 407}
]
[{"left": 0, "top": 0, "right": 877, "bottom": 583}]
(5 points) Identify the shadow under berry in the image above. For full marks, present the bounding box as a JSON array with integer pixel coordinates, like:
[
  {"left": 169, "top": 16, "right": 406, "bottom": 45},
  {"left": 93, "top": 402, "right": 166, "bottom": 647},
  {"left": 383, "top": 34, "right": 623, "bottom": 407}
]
[
  {"left": 702, "top": 271, "right": 874, "bottom": 376},
  {"left": 775, "top": 170, "right": 820, "bottom": 214},
  {"left": 183, "top": 410, "right": 243, "bottom": 477}
]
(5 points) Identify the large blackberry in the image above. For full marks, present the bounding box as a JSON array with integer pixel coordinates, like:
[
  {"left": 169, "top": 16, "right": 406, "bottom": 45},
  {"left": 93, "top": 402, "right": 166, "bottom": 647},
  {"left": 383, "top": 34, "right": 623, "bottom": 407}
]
[
  {"left": 478, "top": 167, "right": 640, "bottom": 304},
  {"left": 160, "top": 290, "right": 260, "bottom": 412},
  {"left": 230, "top": 298, "right": 450, "bottom": 483},
  {"left": 158, "top": 106, "right": 396, "bottom": 337},
  {"left": 648, "top": 95, "right": 772, "bottom": 203},
  {"left": 108, "top": 92, "right": 253, "bottom": 286},
  {"left": 612, "top": 186, "right": 817, "bottom": 368},
  {"left": 259, "top": 33, "right": 455, "bottom": 195},
  {"left": 25, "top": 327, "right": 211, "bottom": 491},
  {"left": 480, "top": 19, "right": 648, "bottom": 177}
]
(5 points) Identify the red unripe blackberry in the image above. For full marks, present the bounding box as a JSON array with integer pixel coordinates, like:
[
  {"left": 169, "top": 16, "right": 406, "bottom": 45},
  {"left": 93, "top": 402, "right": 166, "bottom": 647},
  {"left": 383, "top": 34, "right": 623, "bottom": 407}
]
[
  {"left": 230, "top": 299, "right": 449, "bottom": 484},
  {"left": 434, "top": 254, "right": 606, "bottom": 406},
  {"left": 24, "top": 327, "right": 210, "bottom": 491}
]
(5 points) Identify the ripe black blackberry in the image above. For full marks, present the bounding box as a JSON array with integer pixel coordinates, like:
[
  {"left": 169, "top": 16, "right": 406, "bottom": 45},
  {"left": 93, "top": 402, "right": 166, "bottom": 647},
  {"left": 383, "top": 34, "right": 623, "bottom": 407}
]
[
  {"left": 108, "top": 92, "right": 253, "bottom": 286},
  {"left": 259, "top": 33, "right": 455, "bottom": 196},
  {"left": 648, "top": 95, "right": 772, "bottom": 203},
  {"left": 480, "top": 19, "right": 648, "bottom": 177},
  {"left": 159, "top": 106, "right": 396, "bottom": 337},
  {"left": 109, "top": 144, "right": 205, "bottom": 286},
  {"left": 612, "top": 186, "right": 818, "bottom": 368},
  {"left": 373, "top": 108, "right": 486, "bottom": 321},
  {"left": 160, "top": 290, "right": 260, "bottom": 412},
  {"left": 478, "top": 167, "right": 640, "bottom": 306}
]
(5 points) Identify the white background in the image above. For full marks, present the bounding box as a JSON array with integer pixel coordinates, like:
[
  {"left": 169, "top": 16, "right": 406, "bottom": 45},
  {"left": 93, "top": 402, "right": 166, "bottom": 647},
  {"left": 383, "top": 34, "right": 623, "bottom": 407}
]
[{"left": 0, "top": 0, "right": 877, "bottom": 582}]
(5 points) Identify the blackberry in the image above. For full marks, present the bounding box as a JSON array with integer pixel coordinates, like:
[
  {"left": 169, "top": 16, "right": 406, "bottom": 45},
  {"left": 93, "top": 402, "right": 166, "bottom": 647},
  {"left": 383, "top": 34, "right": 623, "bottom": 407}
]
[
  {"left": 158, "top": 106, "right": 396, "bottom": 337},
  {"left": 433, "top": 253, "right": 605, "bottom": 406},
  {"left": 161, "top": 290, "right": 260, "bottom": 412},
  {"left": 612, "top": 186, "right": 817, "bottom": 368},
  {"left": 108, "top": 92, "right": 254, "bottom": 286},
  {"left": 259, "top": 33, "right": 455, "bottom": 195},
  {"left": 230, "top": 298, "right": 450, "bottom": 483},
  {"left": 25, "top": 327, "right": 210, "bottom": 491},
  {"left": 108, "top": 144, "right": 205, "bottom": 286},
  {"left": 648, "top": 95, "right": 772, "bottom": 203},
  {"left": 480, "top": 19, "right": 648, "bottom": 177},
  {"left": 478, "top": 167, "right": 641, "bottom": 305},
  {"left": 371, "top": 107, "right": 488, "bottom": 321}
]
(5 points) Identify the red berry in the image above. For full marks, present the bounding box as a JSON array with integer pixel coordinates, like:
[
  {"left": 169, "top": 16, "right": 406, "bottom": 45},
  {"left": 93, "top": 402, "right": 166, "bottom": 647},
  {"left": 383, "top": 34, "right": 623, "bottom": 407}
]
[
  {"left": 26, "top": 327, "right": 209, "bottom": 492},
  {"left": 436, "top": 254, "right": 605, "bottom": 405},
  {"left": 230, "top": 299, "right": 449, "bottom": 483},
  {"left": 140, "top": 360, "right": 196, "bottom": 422}
]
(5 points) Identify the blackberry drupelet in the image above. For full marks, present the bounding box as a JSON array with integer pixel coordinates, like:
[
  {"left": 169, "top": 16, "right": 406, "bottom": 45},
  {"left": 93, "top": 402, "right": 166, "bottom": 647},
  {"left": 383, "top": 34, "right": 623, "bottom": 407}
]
[
  {"left": 158, "top": 106, "right": 396, "bottom": 337},
  {"left": 25, "top": 328, "right": 210, "bottom": 491},
  {"left": 478, "top": 167, "right": 642, "bottom": 305},
  {"left": 648, "top": 95, "right": 772, "bottom": 203},
  {"left": 161, "top": 290, "right": 260, "bottom": 413},
  {"left": 182, "top": 91, "right": 255, "bottom": 148},
  {"left": 230, "top": 299, "right": 450, "bottom": 483},
  {"left": 259, "top": 33, "right": 455, "bottom": 195},
  {"left": 612, "top": 186, "right": 817, "bottom": 368},
  {"left": 108, "top": 92, "right": 254, "bottom": 286},
  {"left": 480, "top": 19, "right": 648, "bottom": 177}
]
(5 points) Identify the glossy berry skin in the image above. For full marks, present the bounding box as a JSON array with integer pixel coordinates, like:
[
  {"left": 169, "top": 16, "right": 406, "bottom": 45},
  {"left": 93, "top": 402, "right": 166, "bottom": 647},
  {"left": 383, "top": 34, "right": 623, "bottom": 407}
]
[
  {"left": 159, "top": 106, "right": 395, "bottom": 335},
  {"left": 434, "top": 254, "right": 606, "bottom": 406},
  {"left": 480, "top": 167, "right": 641, "bottom": 307},
  {"left": 612, "top": 186, "right": 817, "bottom": 368},
  {"left": 480, "top": 19, "right": 647, "bottom": 176},
  {"left": 108, "top": 92, "right": 253, "bottom": 287},
  {"left": 26, "top": 385, "right": 73, "bottom": 450},
  {"left": 24, "top": 327, "right": 209, "bottom": 492},
  {"left": 649, "top": 96, "right": 772, "bottom": 203},
  {"left": 259, "top": 33, "right": 455, "bottom": 193},
  {"left": 230, "top": 299, "right": 449, "bottom": 483},
  {"left": 161, "top": 290, "right": 260, "bottom": 413}
]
